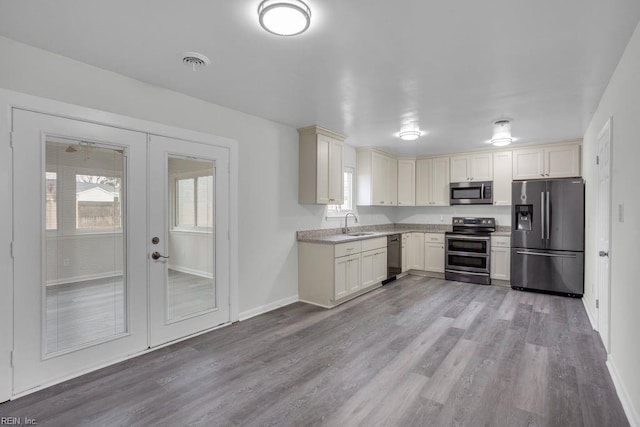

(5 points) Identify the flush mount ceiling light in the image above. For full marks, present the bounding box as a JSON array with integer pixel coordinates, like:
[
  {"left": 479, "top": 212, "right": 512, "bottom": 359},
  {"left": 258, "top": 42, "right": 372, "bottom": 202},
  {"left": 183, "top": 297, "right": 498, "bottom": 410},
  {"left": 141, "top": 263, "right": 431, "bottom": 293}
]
[
  {"left": 491, "top": 119, "right": 513, "bottom": 146},
  {"left": 399, "top": 124, "right": 422, "bottom": 141},
  {"left": 258, "top": 0, "right": 311, "bottom": 36}
]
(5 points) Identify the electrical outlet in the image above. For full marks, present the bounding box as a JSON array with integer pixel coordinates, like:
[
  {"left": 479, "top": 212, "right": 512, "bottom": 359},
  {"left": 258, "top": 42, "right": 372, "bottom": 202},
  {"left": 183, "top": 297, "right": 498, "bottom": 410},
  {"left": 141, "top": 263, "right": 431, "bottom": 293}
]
[{"left": 63, "top": 258, "right": 71, "bottom": 267}]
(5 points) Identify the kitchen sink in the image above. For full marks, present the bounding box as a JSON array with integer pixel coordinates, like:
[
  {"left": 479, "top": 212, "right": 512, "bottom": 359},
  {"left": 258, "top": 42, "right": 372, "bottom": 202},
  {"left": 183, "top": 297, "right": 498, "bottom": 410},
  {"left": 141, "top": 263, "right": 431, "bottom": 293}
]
[{"left": 347, "top": 232, "right": 376, "bottom": 236}]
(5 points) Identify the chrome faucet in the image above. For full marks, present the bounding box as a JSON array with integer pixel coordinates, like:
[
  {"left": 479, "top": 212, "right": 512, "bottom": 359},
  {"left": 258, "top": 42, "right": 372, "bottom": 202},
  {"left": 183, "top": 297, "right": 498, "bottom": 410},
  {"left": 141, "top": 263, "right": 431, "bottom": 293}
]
[{"left": 344, "top": 212, "right": 359, "bottom": 234}]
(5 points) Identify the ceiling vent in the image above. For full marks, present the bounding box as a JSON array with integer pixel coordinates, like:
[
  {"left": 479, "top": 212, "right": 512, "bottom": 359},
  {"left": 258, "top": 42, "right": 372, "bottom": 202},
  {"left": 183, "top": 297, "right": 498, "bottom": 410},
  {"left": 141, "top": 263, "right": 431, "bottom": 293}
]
[{"left": 181, "top": 52, "right": 211, "bottom": 71}]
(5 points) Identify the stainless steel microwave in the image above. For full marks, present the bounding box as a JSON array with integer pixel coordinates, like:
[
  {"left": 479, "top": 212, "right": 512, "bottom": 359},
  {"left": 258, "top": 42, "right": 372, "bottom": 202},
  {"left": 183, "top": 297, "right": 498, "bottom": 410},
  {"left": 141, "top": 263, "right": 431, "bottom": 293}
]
[{"left": 450, "top": 181, "right": 493, "bottom": 205}]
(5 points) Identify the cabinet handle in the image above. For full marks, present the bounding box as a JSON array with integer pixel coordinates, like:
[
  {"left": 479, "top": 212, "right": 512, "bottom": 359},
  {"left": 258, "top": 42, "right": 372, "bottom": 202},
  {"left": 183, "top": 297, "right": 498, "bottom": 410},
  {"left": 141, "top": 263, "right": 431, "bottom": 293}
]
[{"left": 380, "top": 201, "right": 385, "bottom": 204}]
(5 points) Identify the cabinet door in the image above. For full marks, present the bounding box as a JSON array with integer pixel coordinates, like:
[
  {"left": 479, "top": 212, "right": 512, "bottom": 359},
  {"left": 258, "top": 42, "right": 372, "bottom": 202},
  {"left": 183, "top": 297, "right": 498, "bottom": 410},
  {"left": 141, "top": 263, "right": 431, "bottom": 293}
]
[
  {"left": 374, "top": 248, "right": 388, "bottom": 282},
  {"left": 371, "top": 152, "right": 387, "bottom": 206},
  {"left": 425, "top": 242, "right": 445, "bottom": 273},
  {"left": 513, "top": 148, "right": 544, "bottom": 180},
  {"left": 334, "top": 256, "right": 349, "bottom": 300},
  {"left": 544, "top": 144, "right": 580, "bottom": 178},
  {"left": 450, "top": 155, "right": 470, "bottom": 182},
  {"left": 490, "top": 247, "right": 510, "bottom": 281},
  {"left": 316, "top": 136, "right": 331, "bottom": 203},
  {"left": 415, "top": 158, "right": 432, "bottom": 206},
  {"left": 407, "top": 233, "right": 425, "bottom": 270},
  {"left": 470, "top": 153, "right": 493, "bottom": 181},
  {"left": 361, "top": 250, "right": 376, "bottom": 288},
  {"left": 397, "top": 159, "right": 415, "bottom": 206},
  {"left": 348, "top": 256, "right": 361, "bottom": 294},
  {"left": 492, "top": 151, "right": 512, "bottom": 206},
  {"left": 328, "top": 140, "right": 344, "bottom": 203},
  {"left": 431, "top": 157, "right": 450, "bottom": 206},
  {"left": 387, "top": 156, "right": 398, "bottom": 205}
]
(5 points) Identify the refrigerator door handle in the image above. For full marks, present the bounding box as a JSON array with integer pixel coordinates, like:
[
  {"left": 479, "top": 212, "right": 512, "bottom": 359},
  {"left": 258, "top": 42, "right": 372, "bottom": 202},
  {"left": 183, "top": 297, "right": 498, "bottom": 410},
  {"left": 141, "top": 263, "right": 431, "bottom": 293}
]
[
  {"left": 546, "top": 191, "right": 550, "bottom": 240},
  {"left": 516, "top": 251, "right": 577, "bottom": 258},
  {"left": 540, "top": 192, "right": 545, "bottom": 240}
]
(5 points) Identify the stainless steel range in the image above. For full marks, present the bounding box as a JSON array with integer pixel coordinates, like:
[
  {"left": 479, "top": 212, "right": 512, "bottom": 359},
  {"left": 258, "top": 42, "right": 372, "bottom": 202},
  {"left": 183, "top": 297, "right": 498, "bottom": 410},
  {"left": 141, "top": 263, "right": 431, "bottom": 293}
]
[{"left": 445, "top": 217, "right": 495, "bottom": 285}]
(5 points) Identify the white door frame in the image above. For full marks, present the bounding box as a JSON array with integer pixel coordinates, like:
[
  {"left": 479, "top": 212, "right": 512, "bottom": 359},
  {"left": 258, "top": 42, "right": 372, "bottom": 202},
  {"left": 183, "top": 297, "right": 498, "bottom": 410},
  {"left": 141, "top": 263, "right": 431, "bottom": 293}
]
[
  {"left": 0, "top": 88, "right": 239, "bottom": 402},
  {"left": 596, "top": 117, "right": 613, "bottom": 352}
]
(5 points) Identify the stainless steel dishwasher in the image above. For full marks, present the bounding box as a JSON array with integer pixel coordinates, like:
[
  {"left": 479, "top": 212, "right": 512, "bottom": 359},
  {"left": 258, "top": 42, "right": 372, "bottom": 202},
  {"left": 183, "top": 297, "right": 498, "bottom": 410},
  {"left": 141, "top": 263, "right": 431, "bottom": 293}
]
[{"left": 386, "top": 234, "right": 402, "bottom": 281}]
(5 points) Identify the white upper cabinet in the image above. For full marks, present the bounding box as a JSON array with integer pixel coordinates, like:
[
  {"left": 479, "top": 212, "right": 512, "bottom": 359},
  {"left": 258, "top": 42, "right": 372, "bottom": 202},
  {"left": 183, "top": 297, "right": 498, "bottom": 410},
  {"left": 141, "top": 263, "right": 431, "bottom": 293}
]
[
  {"left": 544, "top": 144, "right": 581, "bottom": 178},
  {"left": 450, "top": 153, "right": 493, "bottom": 182},
  {"left": 298, "top": 126, "right": 344, "bottom": 204},
  {"left": 513, "top": 143, "right": 580, "bottom": 180},
  {"left": 357, "top": 149, "right": 398, "bottom": 206},
  {"left": 397, "top": 159, "right": 416, "bottom": 206},
  {"left": 492, "top": 150, "right": 512, "bottom": 206},
  {"left": 416, "top": 156, "right": 450, "bottom": 206}
]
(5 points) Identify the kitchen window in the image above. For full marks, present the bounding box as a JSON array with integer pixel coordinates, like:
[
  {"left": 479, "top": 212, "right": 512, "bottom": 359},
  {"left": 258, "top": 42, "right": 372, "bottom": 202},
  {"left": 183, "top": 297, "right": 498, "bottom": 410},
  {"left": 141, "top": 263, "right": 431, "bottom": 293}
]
[{"left": 327, "top": 168, "right": 354, "bottom": 218}]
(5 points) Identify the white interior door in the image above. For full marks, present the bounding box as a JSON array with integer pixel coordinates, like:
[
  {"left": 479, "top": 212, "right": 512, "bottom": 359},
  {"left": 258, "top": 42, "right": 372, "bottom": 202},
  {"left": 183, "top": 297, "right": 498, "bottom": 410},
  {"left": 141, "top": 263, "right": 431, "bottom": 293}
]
[
  {"left": 596, "top": 118, "right": 612, "bottom": 352},
  {"left": 12, "top": 109, "right": 148, "bottom": 395},
  {"left": 148, "top": 135, "right": 230, "bottom": 347}
]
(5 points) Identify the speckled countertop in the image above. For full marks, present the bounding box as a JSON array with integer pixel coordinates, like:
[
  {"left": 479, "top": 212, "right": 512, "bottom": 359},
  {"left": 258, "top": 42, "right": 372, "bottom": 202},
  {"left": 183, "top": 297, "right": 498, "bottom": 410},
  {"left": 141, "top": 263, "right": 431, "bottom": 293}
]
[{"left": 297, "top": 224, "right": 511, "bottom": 244}]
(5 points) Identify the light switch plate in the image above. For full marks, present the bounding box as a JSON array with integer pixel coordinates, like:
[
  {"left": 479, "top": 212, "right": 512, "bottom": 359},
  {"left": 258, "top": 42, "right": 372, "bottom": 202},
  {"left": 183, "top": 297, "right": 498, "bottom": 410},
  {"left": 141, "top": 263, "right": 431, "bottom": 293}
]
[{"left": 619, "top": 204, "right": 624, "bottom": 222}]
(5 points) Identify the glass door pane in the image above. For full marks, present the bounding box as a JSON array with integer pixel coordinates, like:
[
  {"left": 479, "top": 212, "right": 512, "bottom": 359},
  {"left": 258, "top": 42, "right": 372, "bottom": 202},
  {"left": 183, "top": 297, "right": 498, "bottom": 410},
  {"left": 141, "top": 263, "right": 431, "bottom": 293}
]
[
  {"left": 167, "top": 157, "right": 215, "bottom": 321},
  {"left": 45, "top": 138, "right": 126, "bottom": 354}
]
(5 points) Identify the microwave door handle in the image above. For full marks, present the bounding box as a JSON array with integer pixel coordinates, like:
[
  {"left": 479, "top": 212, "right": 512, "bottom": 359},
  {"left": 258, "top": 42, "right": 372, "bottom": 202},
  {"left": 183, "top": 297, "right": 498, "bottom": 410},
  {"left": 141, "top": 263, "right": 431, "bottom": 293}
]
[
  {"left": 481, "top": 183, "right": 485, "bottom": 199},
  {"left": 541, "top": 192, "right": 545, "bottom": 240}
]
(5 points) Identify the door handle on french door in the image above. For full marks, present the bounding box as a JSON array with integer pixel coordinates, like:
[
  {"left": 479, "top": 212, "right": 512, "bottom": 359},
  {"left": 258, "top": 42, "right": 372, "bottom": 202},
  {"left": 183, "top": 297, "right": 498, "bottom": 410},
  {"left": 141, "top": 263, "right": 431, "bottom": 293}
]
[
  {"left": 546, "top": 191, "right": 550, "bottom": 239},
  {"left": 599, "top": 251, "right": 609, "bottom": 257},
  {"left": 151, "top": 251, "right": 170, "bottom": 260},
  {"left": 541, "top": 192, "right": 545, "bottom": 239}
]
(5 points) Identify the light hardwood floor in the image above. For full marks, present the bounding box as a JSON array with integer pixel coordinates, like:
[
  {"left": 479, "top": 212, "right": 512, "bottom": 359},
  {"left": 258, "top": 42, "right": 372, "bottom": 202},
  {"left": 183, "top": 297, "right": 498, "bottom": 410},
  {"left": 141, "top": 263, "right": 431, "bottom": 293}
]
[{"left": 3, "top": 275, "right": 628, "bottom": 426}]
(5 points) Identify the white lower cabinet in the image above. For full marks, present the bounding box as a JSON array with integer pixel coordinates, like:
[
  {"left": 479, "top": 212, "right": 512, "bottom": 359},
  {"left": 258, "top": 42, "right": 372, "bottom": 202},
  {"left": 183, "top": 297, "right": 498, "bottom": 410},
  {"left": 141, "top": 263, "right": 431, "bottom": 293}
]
[
  {"left": 299, "top": 237, "right": 387, "bottom": 308},
  {"left": 335, "top": 254, "right": 361, "bottom": 299},
  {"left": 406, "top": 233, "right": 425, "bottom": 270},
  {"left": 490, "top": 235, "right": 511, "bottom": 281},
  {"left": 424, "top": 233, "right": 445, "bottom": 273}
]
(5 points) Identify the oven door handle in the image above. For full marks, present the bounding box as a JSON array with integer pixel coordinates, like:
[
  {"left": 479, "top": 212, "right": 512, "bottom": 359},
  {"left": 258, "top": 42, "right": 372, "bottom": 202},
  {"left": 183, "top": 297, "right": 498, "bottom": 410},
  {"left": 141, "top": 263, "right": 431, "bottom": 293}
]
[{"left": 446, "top": 235, "right": 490, "bottom": 241}]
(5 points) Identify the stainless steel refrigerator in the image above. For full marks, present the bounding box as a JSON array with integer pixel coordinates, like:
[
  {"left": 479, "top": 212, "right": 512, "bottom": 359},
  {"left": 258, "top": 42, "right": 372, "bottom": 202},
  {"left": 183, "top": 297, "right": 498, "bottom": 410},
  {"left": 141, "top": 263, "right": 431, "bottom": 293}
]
[{"left": 511, "top": 178, "right": 585, "bottom": 296}]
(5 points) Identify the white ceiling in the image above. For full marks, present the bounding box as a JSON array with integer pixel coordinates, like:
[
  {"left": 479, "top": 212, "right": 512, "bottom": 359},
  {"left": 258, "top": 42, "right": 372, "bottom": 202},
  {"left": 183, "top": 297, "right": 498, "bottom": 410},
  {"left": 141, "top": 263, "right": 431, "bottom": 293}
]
[{"left": 1, "top": 1, "right": 639, "bottom": 155}]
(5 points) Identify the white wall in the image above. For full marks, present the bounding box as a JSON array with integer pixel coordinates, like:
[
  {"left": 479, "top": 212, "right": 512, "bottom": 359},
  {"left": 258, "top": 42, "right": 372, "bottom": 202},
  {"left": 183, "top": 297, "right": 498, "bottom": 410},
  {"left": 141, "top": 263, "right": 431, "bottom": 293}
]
[
  {"left": 0, "top": 36, "right": 393, "bottom": 318},
  {"left": 583, "top": 21, "right": 640, "bottom": 426},
  {"left": 395, "top": 205, "right": 511, "bottom": 228}
]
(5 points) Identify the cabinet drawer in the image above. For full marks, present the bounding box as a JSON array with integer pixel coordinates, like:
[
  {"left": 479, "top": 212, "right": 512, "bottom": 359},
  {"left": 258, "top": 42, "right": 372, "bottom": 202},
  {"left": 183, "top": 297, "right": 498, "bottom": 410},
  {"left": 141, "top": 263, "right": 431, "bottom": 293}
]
[
  {"left": 335, "top": 241, "right": 362, "bottom": 258},
  {"left": 425, "top": 233, "right": 444, "bottom": 243},
  {"left": 361, "top": 237, "right": 387, "bottom": 252},
  {"left": 491, "top": 236, "right": 511, "bottom": 248}
]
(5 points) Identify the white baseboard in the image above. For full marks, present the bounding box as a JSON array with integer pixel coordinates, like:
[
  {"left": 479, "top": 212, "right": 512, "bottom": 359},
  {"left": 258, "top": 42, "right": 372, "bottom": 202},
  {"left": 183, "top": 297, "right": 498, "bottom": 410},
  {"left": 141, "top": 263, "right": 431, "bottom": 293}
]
[
  {"left": 606, "top": 356, "right": 640, "bottom": 427},
  {"left": 46, "top": 271, "right": 123, "bottom": 286},
  {"left": 582, "top": 296, "right": 597, "bottom": 331},
  {"left": 239, "top": 295, "right": 298, "bottom": 321},
  {"left": 168, "top": 265, "right": 213, "bottom": 279}
]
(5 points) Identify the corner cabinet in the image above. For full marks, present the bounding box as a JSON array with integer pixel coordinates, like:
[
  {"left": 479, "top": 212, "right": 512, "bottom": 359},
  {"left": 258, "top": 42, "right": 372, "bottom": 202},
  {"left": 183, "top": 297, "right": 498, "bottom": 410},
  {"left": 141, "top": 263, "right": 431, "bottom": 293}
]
[
  {"left": 513, "top": 143, "right": 580, "bottom": 180},
  {"left": 492, "top": 151, "right": 513, "bottom": 206},
  {"left": 397, "top": 158, "right": 416, "bottom": 206},
  {"left": 298, "top": 126, "right": 344, "bottom": 204},
  {"left": 299, "top": 237, "right": 387, "bottom": 308},
  {"left": 416, "top": 156, "right": 450, "bottom": 206},
  {"left": 450, "top": 153, "right": 493, "bottom": 183},
  {"left": 357, "top": 149, "right": 398, "bottom": 206}
]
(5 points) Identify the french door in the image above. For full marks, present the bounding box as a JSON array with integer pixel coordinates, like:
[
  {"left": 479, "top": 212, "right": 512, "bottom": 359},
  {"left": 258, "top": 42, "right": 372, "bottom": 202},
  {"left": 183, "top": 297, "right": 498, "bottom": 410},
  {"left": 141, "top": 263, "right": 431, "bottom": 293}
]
[
  {"left": 148, "top": 135, "right": 230, "bottom": 346},
  {"left": 12, "top": 110, "right": 230, "bottom": 395}
]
